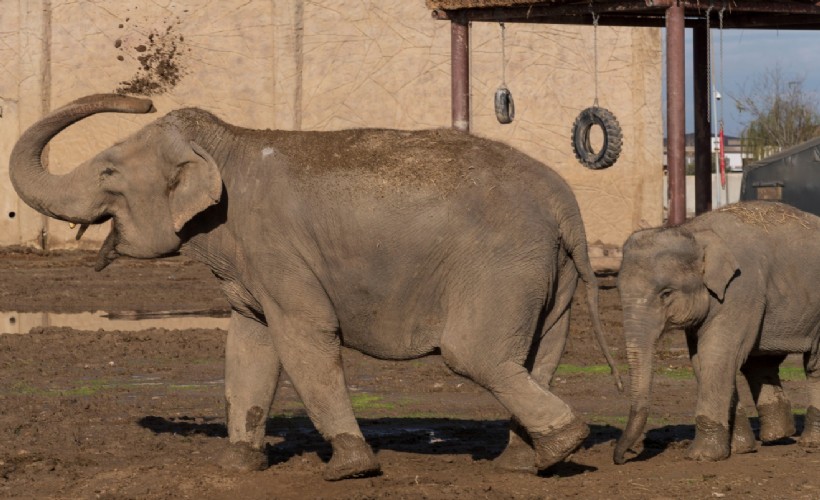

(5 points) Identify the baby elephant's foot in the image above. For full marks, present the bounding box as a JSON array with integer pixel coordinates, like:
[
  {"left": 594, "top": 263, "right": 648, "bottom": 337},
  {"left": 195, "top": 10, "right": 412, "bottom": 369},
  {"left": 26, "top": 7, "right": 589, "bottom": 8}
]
[
  {"left": 758, "top": 400, "right": 796, "bottom": 442},
  {"left": 798, "top": 406, "right": 820, "bottom": 449},
  {"left": 531, "top": 416, "right": 589, "bottom": 471},
  {"left": 687, "top": 416, "right": 731, "bottom": 461},
  {"left": 217, "top": 441, "right": 268, "bottom": 472},
  {"left": 323, "top": 433, "right": 380, "bottom": 481}
]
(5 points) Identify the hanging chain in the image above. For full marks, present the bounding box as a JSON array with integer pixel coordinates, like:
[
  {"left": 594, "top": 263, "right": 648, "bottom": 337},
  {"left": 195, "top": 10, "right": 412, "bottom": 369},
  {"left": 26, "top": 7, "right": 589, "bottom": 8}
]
[
  {"left": 592, "top": 11, "right": 600, "bottom": 107},
  {"left": 706, "top": 5, "right": 713, "bottom": 124},
  {"left": 500, "top": 22, "right": 507, "bottom": 86}
]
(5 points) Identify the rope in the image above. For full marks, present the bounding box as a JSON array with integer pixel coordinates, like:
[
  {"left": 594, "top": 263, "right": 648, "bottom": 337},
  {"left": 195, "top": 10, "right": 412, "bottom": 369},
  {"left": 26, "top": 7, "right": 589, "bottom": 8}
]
[
  {"left": 500, "top": 22, "right": 507, "bottom": 86},
  {"left": 592, "top": 11, "right": 600, "bottom": 107}
]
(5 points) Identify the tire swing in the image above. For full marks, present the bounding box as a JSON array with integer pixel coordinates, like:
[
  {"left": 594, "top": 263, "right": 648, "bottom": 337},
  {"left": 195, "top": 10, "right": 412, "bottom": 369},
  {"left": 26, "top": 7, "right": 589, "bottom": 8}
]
[
  {"left": 571, "top": 11, "right": 622, "bottom": 170},
  {"left": 494, "top": 22, "right": 514, "bottom": 124}
]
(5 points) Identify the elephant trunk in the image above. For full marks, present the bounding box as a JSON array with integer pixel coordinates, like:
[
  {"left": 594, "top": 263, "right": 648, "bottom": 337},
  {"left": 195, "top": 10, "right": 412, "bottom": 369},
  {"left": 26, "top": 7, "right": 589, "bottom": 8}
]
[
  {"left": 613, "top": 304, "right": 660, "bottom": 464},
  {"left": 9, "top": 94, "right": 155, "bottom": 223}
]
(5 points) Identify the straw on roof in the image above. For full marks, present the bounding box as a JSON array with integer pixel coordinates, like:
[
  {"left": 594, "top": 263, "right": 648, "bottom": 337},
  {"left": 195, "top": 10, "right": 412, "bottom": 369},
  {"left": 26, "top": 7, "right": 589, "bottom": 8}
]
[{"left": 426, "top": 0, "right": 558, "bottom": 10}]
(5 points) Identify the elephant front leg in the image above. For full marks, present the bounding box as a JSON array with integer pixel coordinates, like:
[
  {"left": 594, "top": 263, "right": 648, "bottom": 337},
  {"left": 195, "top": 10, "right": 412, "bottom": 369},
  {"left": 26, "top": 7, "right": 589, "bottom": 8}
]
[
  {"left": 218, "top": 312, "right": 281, "bottom": 471},
  {"left": 270, "top": 312, "right": 379, "bottom": 481},
  {"left": 686, "top": 335, "right": 743, "bottom": 461}
]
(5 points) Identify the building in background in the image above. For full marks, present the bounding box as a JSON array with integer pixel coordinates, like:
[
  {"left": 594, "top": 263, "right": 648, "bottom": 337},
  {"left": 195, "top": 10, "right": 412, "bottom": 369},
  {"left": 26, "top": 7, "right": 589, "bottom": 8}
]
[
  {"left": 663, "top": 133, "right": 752, "bottom": 174},
  {"left": 740, "top": 136, "right": 820, "bottom": 216}
]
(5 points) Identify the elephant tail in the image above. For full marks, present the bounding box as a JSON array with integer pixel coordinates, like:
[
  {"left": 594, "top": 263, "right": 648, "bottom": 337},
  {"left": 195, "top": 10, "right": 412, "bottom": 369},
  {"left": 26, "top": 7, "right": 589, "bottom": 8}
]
[{"left": 561, "top": 210, "right": 624, "bottom": 392}]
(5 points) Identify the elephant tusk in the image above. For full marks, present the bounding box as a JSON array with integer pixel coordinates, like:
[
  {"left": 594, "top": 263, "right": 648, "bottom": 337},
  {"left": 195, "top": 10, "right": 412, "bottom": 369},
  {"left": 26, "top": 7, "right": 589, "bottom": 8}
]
[
  {"left": 75, "top": 223, "right": 89, "bottom": 241},
  {"left": 69, "top": 222, "right": 76, "bottom": 229}
]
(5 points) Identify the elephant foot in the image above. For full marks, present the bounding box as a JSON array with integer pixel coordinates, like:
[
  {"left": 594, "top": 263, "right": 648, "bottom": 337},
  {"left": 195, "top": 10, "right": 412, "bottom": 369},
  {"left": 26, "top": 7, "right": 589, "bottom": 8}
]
[
  {"left": 493, "top": 420, "right": 536, "bottom": 474},
  {"left": 758, "top": 400, "right": 796, "bottom": 442},
  {"left": 686, "top": 415, "right": 731, "bottom": 461},
  {"left": 731, "top": 404, "right": 757, "bottom": 455},
  {"left": 731, "top": 420, "right": 757, "bottom": 454},
  {"left": 323, "top": 433, "right": 380, "bottom": 481},
  {"left": 531, "top": 416, "right": 589, "bottom": 471},
  {"left": 798, "top": 406, "right": 820, "bottom": 449},
  {"left": 493, "top": 438, "right": 537, "bottom": 474},
  {"left": 217, "top": 441, "right": 268, "bottom": 472}
]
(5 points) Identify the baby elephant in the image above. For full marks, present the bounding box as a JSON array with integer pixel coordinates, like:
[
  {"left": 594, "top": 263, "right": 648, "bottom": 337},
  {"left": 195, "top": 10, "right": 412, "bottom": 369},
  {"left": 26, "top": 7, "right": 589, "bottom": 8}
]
[{"left": 614, "top": 201, "right": 820, "bottom": 464}]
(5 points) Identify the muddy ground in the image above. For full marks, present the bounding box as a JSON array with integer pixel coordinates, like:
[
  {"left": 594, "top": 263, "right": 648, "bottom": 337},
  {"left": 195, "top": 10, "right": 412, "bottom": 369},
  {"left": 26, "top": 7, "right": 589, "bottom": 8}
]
[{"left": 0, "top": 250, "right": 818, "bottom": 499}]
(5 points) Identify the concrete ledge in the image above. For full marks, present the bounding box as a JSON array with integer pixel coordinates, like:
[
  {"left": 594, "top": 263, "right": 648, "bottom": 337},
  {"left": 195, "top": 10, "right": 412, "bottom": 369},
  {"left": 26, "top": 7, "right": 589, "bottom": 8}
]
[{"left": 589, "top": 243, "right": 622, "bottom": 274}]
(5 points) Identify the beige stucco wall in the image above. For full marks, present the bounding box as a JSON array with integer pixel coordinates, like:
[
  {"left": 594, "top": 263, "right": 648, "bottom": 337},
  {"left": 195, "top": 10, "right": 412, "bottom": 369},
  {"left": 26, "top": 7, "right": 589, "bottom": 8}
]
[{"left": 0, "top": 0, "right": 663, "bottom": 262}]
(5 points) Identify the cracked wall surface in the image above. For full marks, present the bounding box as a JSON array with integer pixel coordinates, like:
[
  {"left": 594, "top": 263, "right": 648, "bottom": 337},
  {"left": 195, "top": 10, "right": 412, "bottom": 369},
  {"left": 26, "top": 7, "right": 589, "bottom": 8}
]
[{"left": 0, "top": 0, "right": 662, "bottom": 260}]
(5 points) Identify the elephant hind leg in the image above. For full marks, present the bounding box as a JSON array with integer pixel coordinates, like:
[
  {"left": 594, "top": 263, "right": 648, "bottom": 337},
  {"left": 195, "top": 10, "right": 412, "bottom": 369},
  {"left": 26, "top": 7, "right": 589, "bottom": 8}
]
[
  {"left": 493, "top": 307, "right": 573, "bottom": 474},
  {"left": 799, "top": 350, "right": 820, "bottom": 448},
  {"left": 731, "top": 401, "right": 757, "bottom": 455},
  {"left": 440, "top": 295, "right": 587, "bottom": 471},
  {"left": 493, "top": 418, "right": 536, "bottom": 474},
  {"left": 741, "top": 355, "right": 795, "bottom": 442}
]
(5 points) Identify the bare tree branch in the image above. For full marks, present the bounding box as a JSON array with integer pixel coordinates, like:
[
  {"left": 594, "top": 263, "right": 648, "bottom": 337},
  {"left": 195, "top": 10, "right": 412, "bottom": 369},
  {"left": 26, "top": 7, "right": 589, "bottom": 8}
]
[{"left": 732, "top": 64, "right": 820, "bottom": 162}]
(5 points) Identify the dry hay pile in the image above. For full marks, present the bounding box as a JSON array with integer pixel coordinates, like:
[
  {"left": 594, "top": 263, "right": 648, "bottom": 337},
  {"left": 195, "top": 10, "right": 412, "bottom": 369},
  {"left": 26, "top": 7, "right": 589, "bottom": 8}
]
[{"left": 718, "top": 202, "right": 814, "bottom": 230}]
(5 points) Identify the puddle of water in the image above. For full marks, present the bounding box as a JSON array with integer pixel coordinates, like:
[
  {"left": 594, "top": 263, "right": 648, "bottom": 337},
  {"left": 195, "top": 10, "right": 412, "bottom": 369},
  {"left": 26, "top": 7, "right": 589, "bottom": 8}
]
[{"left": 0, "top": 310, "right": 230, "bottom": 335}]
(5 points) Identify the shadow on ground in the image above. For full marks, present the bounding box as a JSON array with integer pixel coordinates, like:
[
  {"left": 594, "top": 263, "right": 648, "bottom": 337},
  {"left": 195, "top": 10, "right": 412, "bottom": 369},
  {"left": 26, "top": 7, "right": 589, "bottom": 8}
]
[
  {"left": 139, "top": 415, "right": 628, "bottom": 475},
  {"left": 616, "top": 414, "right": 807, "bottom": 463}
]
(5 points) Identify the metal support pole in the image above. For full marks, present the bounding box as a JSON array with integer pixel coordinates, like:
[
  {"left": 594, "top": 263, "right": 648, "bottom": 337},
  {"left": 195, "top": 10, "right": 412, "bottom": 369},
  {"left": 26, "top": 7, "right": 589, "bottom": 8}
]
[
  {"left": 693, "top": 22, "right": 712, "bottom": 215},
  {"left": 666, "top": 3, "right": 686, "bottom": 226},
  {"left": 451, "top": 17, "right": 470, "bottom": 132}
]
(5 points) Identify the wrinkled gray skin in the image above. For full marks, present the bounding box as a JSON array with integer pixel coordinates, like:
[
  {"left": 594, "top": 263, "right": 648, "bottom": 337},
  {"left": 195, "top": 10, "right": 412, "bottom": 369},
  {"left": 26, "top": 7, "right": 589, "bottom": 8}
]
[
  {"left": 614, "top": 201, "right": 820, "bottom": 465},
  {"left": 10, "top": 95, "right": 623, "bottom": 480}
]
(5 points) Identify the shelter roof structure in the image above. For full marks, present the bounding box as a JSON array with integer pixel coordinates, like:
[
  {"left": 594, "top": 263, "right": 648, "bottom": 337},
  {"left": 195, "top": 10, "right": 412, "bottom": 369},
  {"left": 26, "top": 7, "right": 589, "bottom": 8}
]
[
  {"left": 427, "top": 0, "right": 820, "bottom": 226},
  {"left": 428, "top": 0, "right": 820, "bottom": 28}
]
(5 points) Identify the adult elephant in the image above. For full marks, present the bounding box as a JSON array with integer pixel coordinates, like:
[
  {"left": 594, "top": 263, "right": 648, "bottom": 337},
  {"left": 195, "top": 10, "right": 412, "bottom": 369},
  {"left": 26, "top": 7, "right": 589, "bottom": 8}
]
[
  {"left": 10, "top": 94, "right": 622, "bottom": 480},
  {"left": 613, "top": 201, "right": 820, "bottom": 465}
]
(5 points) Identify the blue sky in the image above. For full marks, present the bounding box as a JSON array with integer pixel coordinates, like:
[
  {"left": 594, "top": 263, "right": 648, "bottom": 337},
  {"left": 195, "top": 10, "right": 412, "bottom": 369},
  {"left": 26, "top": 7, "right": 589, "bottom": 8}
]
[{"left": 670, "top": 29, "right": 820, "bottom": 137}]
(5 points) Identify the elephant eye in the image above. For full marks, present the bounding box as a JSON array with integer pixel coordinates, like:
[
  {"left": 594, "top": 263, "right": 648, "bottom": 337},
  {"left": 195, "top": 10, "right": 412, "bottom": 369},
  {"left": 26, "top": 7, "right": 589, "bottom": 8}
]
[
  {"left": 100, "top": 166, "right": 117, "bottom": 177},
  {"left": 659, "top": 289, "right": 673, "bottom": 300}
]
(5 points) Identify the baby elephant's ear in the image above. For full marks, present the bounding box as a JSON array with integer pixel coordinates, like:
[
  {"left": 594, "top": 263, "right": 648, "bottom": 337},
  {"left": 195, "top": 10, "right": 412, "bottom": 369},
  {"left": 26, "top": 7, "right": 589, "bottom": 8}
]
[
  {"left": 169, "top": 141, "right": 222, "bottom": 232},
  {"left": 699, "top": 230, "right": 739, "bottom": 302}
]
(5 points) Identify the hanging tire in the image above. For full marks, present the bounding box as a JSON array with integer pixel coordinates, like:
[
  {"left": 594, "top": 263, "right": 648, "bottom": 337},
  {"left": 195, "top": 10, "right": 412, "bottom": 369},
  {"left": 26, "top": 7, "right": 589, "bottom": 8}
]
[
  {"left": 571, "top": 106, "right": 622, "bottom": 169},
  {"left": 494, "top": 86, "right": 515, "bottom": 124}
]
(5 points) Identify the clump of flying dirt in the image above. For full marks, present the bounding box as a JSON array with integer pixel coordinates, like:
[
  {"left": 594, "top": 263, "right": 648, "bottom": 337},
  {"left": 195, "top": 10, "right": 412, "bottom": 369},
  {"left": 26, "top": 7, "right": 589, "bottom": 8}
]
[
  {"left": 114, "top": 14, "right": 190, "bottom": 96},
  {"left": 719, "top": 202, "right": 814, "bottom": 230}
]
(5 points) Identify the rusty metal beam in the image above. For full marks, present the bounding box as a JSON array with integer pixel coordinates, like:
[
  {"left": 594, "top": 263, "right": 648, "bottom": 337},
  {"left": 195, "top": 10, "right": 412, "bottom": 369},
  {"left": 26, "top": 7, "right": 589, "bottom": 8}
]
[
  {"left": 693, "top": 22, "right": 711, "bottom": 215},
  {"left": 436, "top": 12, "right": 820, "bottom": 28},
  {"left": 461, "top": 14, "right": 666, "bottom": 27},
  {"left": 666, "top": 3, "right": 686, "bottom": 226},
  {"left": 432, "top": 1, "right": 820, "bottom": 27},
  {"left": 451, "top": 17, "right": 470, "bottom": 132},
  {"left": 646, "top": 0, "right": 820, "bottom": 14},
  {"left": 432, "top": 2, "right": 659, "bottom": 22},
  {"left": 719, "top": 14, "right": 820, "bottom": 29}
]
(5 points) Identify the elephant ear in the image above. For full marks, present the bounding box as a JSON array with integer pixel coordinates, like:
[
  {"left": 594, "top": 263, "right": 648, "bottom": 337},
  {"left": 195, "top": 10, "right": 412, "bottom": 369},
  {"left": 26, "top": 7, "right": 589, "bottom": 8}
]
[
  {"left": 698, "top": 230, "right": 739, "bottom": 302},
  {"left": 169, "top": 141, "right": 223, "bottom": 232}
]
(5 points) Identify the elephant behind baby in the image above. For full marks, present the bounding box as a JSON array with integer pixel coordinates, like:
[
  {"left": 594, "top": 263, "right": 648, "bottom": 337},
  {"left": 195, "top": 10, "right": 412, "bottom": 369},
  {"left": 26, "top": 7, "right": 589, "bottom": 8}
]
[{"left": 614, "top": 201, "right": 820, "bottom": 464}]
